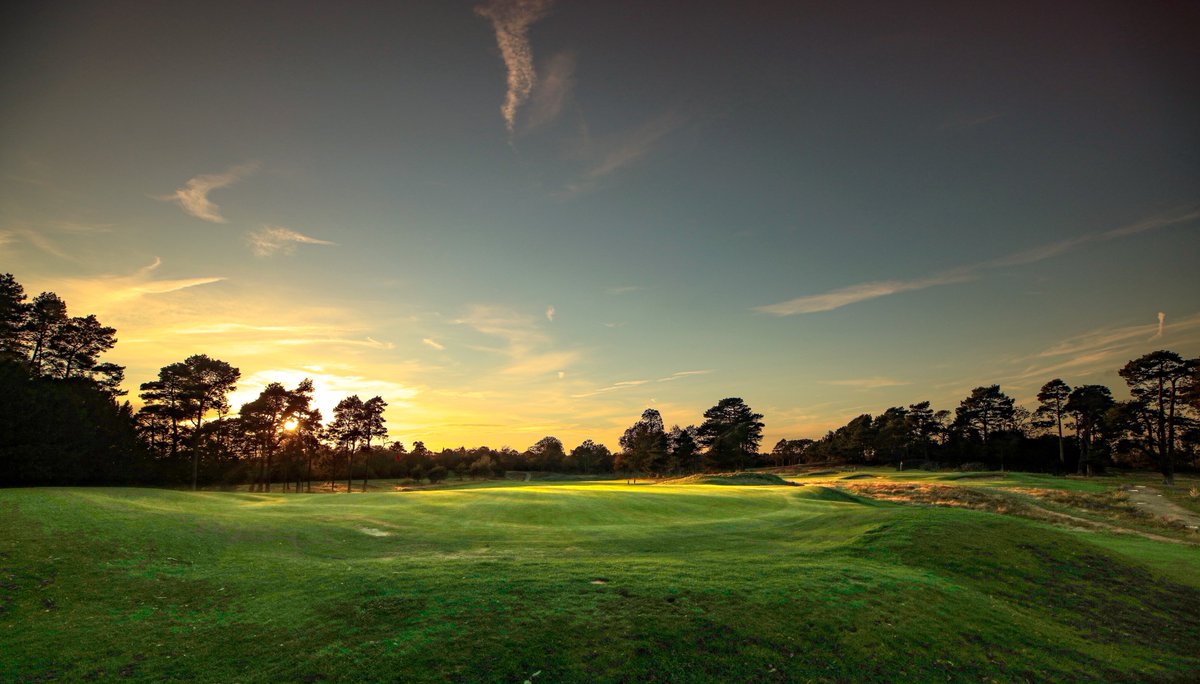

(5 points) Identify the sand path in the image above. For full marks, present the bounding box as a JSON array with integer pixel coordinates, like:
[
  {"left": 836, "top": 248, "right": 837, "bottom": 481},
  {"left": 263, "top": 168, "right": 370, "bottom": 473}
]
[{"left": 1125, "top": 485, "right": 1200, "bottom": 530}]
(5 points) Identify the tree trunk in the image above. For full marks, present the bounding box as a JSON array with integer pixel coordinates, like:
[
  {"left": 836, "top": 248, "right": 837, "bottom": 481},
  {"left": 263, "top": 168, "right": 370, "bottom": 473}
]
[
  {"left": 1166, "top": 378, "right": 1178, "bottom": 486},
  {"left": 1156, "top": 374, "right": 1168, "bottom": 483},
  {"left": 301, "top": 451, "right": 308, "bottom": 493},
  {"left": 1056, "top": 410, "right": 1064, "bottom": 469},
  {"left": 347, "top": 449, "right": 354, "bottom": 493}
]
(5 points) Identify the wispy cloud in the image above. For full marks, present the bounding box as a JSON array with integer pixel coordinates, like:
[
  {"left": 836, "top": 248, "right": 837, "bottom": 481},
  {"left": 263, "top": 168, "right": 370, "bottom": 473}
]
[
  {"left": 1152, "top": 312, "right": 1166, "bottom": 341},
  {"left": 524, "top": 51, "right": 574, "bottom": 131},
  {"left": 557, "top": 112, "right": 687, "bottom": 198},
  {"left": 980, "top": 312, "right": 1200, "bottom": 387},
  {"left": 423, "top": 338, "right": 446, "bottom": 351},
  {"left": 545, "top": 305, "right": 556, "bottom": 321},
  {"left": 823, "top": 376, "right": 911, "bottom": 389},
  {"left": 275, "top": 336, "right": 394, "bottom": 350},
  {"left": 475, "top": 0, "right": 555, "bottom": 135},
  {"left": 571, "top": 379, "right": 649, "bottom": 398},
  {"left": 161, "top": 162, "right": 259, "bottom": 223},
  {"left": 453, "top": 304, "right": 578, "bottom": 377},
  {"left": 500, "top": 349, "right": 579, "bottom": 376},
  {"left": 172, "top": 322, "right": 319, "bottom": 335},
  {"left": 757, "top": 208, "right": 1200, "bottom": 316},
  {"left": 57, "top": 258, "right": 224, "bottom": 314},
  {"left": 0, "top": 227, "right": 77, "bottom": 261},
  {"left": 756, "top": 272, "right": 972, "bottom": 316},
  {"left": 606, "top": 285, "right": 642, "bottom": 295},
  {"left": 247, "top": 225, "right": 337, "bottom": 256},
  {"left": 656, "top": 370, "right": 713, "bottom": 382},
  {"left": 584, "top": 112, "right": 684, "bottom": 181},
  {"left": 0, "top": 221, "right": 113, "bottom": 263},
  {"left": 1034, "top": 313, "right": 1200, "bottom": 361}
]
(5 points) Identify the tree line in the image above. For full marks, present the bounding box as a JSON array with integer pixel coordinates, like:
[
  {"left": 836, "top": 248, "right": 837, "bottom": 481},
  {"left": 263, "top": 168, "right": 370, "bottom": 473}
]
[
  {"left": 779, "top": 355, "right": 1200, "bottom": 485},
  {"left": 2, "top": 272, "right": 1198, "bottom": 488}
]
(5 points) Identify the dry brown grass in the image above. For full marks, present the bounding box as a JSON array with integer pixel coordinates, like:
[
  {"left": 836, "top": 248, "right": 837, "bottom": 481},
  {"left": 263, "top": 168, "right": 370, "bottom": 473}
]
[
  {"left": 1019, "top": 488, "right": 1143, "bottom": 516},
  {"left": 840, "top": 482, "right": 1200, "bottom": 544},
  {"left": 838, "top": 483, "right": 1034, "bottom": 516}
]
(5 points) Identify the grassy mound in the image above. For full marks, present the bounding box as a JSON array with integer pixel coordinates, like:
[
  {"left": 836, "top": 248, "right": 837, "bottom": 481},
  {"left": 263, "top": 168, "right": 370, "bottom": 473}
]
[
  {"left": 660, "top": 472, "right": 791, "bottom": 486},
  {"left": 2, "top": 483, "right": 1198, "bottom": 682}
]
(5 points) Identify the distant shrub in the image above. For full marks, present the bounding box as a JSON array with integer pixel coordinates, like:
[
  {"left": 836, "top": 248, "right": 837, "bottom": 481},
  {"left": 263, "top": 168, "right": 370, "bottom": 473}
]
[
  {"left": 660, "top": 472, "right": 791, "bottom": 486},
  {"left": 427, "top": 465, "right": 448, "bottom": 484},
  {"left": 958, "top": 462, "right": 989, "bottom": 472}
]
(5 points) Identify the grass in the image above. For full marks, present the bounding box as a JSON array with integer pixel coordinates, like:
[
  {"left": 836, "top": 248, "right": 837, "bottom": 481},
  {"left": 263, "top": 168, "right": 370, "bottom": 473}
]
[
  {"left": 2, "top": 478, "right": 1199, "bottom": 682},
  {"left": 658, "top": 472, "right": 792, "bottom": 486}
]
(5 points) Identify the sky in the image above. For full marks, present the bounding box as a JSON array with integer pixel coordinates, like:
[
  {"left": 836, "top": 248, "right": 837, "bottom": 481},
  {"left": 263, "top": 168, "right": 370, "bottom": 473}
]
[{"left": 2, "top": 0, "right": 1198, "bottom": 451}]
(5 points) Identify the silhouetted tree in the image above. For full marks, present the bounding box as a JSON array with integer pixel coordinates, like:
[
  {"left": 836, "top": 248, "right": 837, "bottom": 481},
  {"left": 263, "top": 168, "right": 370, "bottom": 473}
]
[
  {"left": 240, "top": 379, "right": 315, "bottom": 492},
  {"left": 905, "top": 401, "right": 940, "bottom": 461},
  {"left": 567, "top": 439, "right": 611, "bottom": 474},
  {"left": 619, "top": 409, "right": 668, "bottom": 480},
  {"left": 89, "top": 362, "right": 127, "bottom": 399},
  {"left": 23, "top": 292, "right": 67, "bottom": 375},
  {"left": 874, "top": 406, "right": 911, "bottom": 465},
  {"left": 526, "top": 436, "right": 566, "bottom": 471},
  {"left": 770, "top": 438, "right": 806, "bottom": 466},
  {"left": 955, "top": 386, "right": 1016, "bottom": 470},
  {"left": 1065, "top": 385, "right": 1114, "bottom": 476},
  {"left": 1035, "top": 379, "right": 1072, "bottom": 470},
  {"left": 668, "top": 425, "right": 700, "bottom": 473},
  {"left": 0, "top": 274, "right": 29, "bottom": 360},
  {"left": 1, "top": 359, "right": 148, "bottom": 486},
  {"left": 139, "top": 367, "right": 191, "bottom": 459},
  {"left": 698, "top": 398, "right": 764, "bottom": 471},
  {"left": 1119, "top": 351, "right": 1197, "bottom": 484},
  {"left": 145, "top": 354, "right": 240, "bottom": 489},
  {"left": 47, "top": 314, "right": 116, "bottom": 379},
  {"left": 329, "top": 395, "right": 366, "bottom": 492}
]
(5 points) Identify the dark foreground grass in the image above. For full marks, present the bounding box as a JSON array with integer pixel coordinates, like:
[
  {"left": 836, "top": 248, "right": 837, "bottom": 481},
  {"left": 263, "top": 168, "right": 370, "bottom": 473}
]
[{"left": 2, "top": 483, "right": 1198, "bottom": 683}]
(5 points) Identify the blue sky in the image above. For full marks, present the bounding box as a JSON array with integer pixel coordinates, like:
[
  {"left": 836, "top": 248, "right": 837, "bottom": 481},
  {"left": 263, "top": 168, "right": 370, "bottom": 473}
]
[{"left": 2, "top": 0, "right": 1198, "bottom": 450}]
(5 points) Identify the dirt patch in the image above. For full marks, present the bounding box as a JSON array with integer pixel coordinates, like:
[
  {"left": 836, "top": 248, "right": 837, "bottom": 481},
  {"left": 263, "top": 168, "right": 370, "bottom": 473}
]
[
  {"left": 842, "top": 482, "right": 1198, "bottom": 544},
  {"left": 1124, "top": 486, "right": 1200, "bottom": 530}
]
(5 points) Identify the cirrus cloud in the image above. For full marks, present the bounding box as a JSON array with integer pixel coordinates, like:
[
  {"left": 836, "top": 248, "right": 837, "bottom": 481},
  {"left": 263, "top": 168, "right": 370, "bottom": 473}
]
[
  {"left": 247, "top": 225, "right": 337, "bottom": 257},
  {"left": 475, "top": 0, "right": 555, "bottom": 135},
  {"left": 161, "top": 162, "right": 259, "bottom": 223}
]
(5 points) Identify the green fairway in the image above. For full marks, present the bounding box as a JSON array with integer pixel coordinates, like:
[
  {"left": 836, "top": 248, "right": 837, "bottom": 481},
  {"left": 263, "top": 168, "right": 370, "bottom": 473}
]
[{"left": 2, "top": 482, "right": 1199, "bottom": 682}]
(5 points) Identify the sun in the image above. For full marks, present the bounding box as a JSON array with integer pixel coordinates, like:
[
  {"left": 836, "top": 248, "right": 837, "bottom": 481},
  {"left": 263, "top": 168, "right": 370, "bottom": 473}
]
[{"left": 284, "top": 418, "right": 299, "bottom": 431}]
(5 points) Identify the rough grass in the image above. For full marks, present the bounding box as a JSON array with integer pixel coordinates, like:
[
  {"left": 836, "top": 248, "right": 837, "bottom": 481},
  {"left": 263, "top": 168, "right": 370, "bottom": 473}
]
[
  {"left": 658, "top": 472, "right": 792, "bottom": 486},
  {"left": 1, "top": 482, "right": 1198, "bottom": 682}
]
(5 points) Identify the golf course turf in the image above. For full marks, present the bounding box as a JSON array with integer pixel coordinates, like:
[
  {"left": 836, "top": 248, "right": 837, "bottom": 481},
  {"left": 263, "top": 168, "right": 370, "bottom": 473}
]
[{"left": 2, "top": 476, "right": 1198, "bottom": 682}]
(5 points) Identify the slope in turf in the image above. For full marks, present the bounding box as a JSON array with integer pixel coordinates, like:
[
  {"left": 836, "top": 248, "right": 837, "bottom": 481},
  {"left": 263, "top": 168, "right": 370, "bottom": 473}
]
[{"left": 2, "top": 483, "right": 1198, "bottom": 682}]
